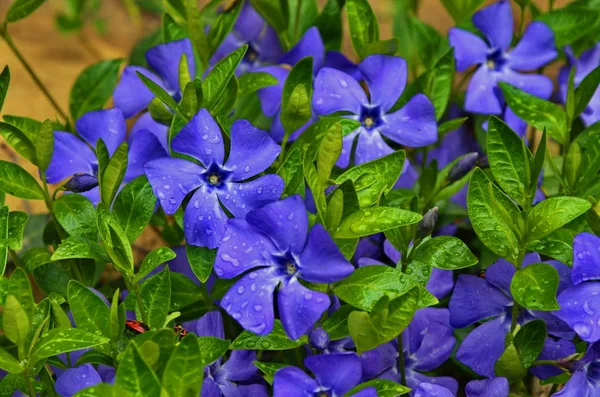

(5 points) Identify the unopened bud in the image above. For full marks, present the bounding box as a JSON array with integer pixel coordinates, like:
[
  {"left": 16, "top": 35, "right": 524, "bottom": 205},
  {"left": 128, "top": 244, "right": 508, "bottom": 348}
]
[
  {"left": 65, "top": 174, "right": 99, "bottom": 193},
  {"left": 448, "top": 152, "right": 479, "bottom": 182},
  {"left": 308, "top": 327, "right": 330, "bottom": 350},
  {"left": 416, "top": 207, "right": 439, "bottom": 239}
]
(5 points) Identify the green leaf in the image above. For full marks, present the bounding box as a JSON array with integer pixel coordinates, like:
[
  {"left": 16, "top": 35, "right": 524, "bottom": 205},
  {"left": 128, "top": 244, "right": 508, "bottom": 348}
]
[
  {"left": 335, "top": 207, "right": 422, "bottom": 239},
  {"left": 347, "top": 379, "right": 411, "bottom": 397},
  {"left": 410, "top": 236, "right": 478, "bottom": 270},
  {"left": 5, "top": 210, "right": 27, "bottom": 251},
  {"left": 203, "top": 45, "right": 247, "bottom": 111},
  {"left": 197, "top": 336, "right": 230, "bottom": 366},
  {"left": 346, "top": 0, "right": 379, "bottom": 57},
  {"left": 2, "top": 114, "right": 41, "bottom": 143},
  {"left": 238, "top": 72, "right": 278, "bottom": 97},
  {"left": 3, "top": 295, "right": 30, "bottom": 355},
  {"left": 277, "top": 146, "right": 305, "bottom": 196},
  {"left": 170, "top": 272, "right": 208, "bottom": 312},
  {"left": 101, "top": 142, "right": 128, "bottom": 206},
  {"left": 0, "top": 66, "right": 9, "bottom": 113},
  {"left": 109, "top": 289, "right": 122, "bottom": 342},
  {"left": 511, "top": 263, "right": 560, "bottom": 311},
  {"left": 112, "top": 176, "right": 157, "bottom": 242},
  {"left": 207, "top": 0, "right": 242, "bottom": 52},
  {"left": 565, "top": 141, "right": 582, "bottom": 188},
  {"left": 31, "top": 328, "right": 110, "bottom": 360},
  {"left": 526, "top": 197, "right": 591, "bottom": 242},
  {"left": 36, "top": 120, "right": 54, "bottom": 172},
  {"left": 53, "top": 194, "right": 97, "bottom": 240},
  {"left": 51, "top": 236, "right": 110, "bottom": 263},
  {"left": 576, "top": 131, "right": 600, "bottom": 191},
  {"left": 74, "top": 384, "right": 127, "bottom": 396},
  {"left": 566, "top": 66, "right": 576, "bottom": 128},
  {"left": 253, "top": 361, "right": 288, "bottom": 385},
  {"left": 231, "top": 320, "right": 307, "bottom": 350},
  {"left": 336, "top": 151, "right": 405, "bottom": 208},
  {"left": 179, "top": 81, "right": 197, "bottom": 119},
  {"left": 317, "top": 121, "right": 342, "bottom": 186},
  {"left": 115, "top": 343, "right": 161, "bottom": 397},
  {"left": 514, "top": 320, "right": 547, "bottom": 368},
  {"left": 281, "top": 57, "right": 313, "bottom": 135},
  {"left": 494, "top": 343, "right": 527, "bottom": 383},
  {"left": 5, "top": 0, "right": 47, "bottom": 23},
  {"left": 75, "top": 349, "right": 114, "bottom": 367},
  {"left": 184, "top": 0, "right": 210, "bottom": 68},
  {"left": 537, "top": 7, "right": 600, "bottom": 47},
  {"left": 333, "top": 265, "right": 417, "bottom": 311},
  {"left": 162, "top": 13, "right": 186, "bottom": 42},
  {"left": 7, "top": 267, "right": 34, "bottom": 320},
  {"left": 361, "top": 38, "right": 401, "bottom": 57},
  {"left": 575, "top": 65, "right": 600, "bottom": 120},
  {"left": 137, "top": 71, "right": 188, "bottom": 121},
  {"left": 487, "top": 116, "right": 532, "bottom": 206},
  {"left": 69, "top": 60, "right": 122, "bottom": 120},
  {"left": 0, "top": 207, "right": 7, "bottom": 275},
  {"left": 249, "top": 0, "right": 288, "bottom": 32},
  {"left": 0, "top": 160, "right": 45, "bottom": 200},
  {"left": 440, "top": 0, "right": 484, "bottom": 23},
  {"left": 314, "top": 0, "right": 343, "bottom": 51},
  {"left": 211, "top": 74, "right": 239, "bottom": 116},
  {"left": 527, "top": 238, "right": 573, "bottom": 266},
  {"left": 438, "top": 117, "right": 468, "bottom": 136},
  {"left": 140, "top": 267, "right": 171, "bottom": 328},
  {"left": 0, "top": 346, "right": 23, "bottom": 374},
  {"left": 96, "top": 203, "right": 134, "bottom": 276},
  {"left": 467, "top": 168, "right": 521, "bottom": 264},
  {"left": 325, "top": 188, "right": 344, "bottom": 232},
  {"left": 322, "top": 305, "right": 353, "bottom": 341},
  {"left": 500, "top": 83, "right": 568, "bottom": 144},
  {"left": 162, "top": 335, "right": 204, "bottom": 396},
  {"left": 134, "top": 247, "right": 176, "bottom": 283},
  {"left": 0, "top": 122, "right": 36, "bottom": 163},
  {"left": 68, "top": 280, "right": 111, "bottom": 338},
  {"left": 186, "top": 244, "right": 216, "bottom": 283}
]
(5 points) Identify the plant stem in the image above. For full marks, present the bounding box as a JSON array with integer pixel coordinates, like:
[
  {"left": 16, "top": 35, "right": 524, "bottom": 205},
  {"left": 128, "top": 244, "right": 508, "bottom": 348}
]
[
  {"left": 9, "top": 249, "right": 21, "bottom": 267},
  {"left": 294, "top": 0, "right": 302, "bottom": 41},
  {"left": 0, "top": 26, "right": 68, "bottom": 123},
  {"left": 510, "top": 248, "right": 526, "bottom": 332},
  {"left": 397, "top": 334, "right": 407, "bottom": 389},
  {"left": 126, "top": 277, "right": 148, "bottom": 324},
  {"left": 24, "top": 370, "right": 36, "bottom": 397}
]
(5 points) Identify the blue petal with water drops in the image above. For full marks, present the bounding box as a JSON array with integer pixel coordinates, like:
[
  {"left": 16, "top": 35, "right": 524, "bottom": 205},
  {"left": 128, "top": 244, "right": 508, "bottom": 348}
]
[{"left": 556, "top": 282, "right": 600, "bottom": 342}]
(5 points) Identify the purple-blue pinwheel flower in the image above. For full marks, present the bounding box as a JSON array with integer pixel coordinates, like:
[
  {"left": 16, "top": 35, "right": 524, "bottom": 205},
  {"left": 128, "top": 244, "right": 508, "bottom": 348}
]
[
  {"left": 558, "top": 44, "right": 600, "bottom": 127},
  {"left": 449, "top": 253, "right": 573, "bottom": 377},
  {"left": 358, "top": 240, "right": 454, "bottom": 300},
  {"left": 210, "top": 1, "right": 283, "bottom": 74},
  {"left": 195, "top": 311, "right": 268, "bottom": 397},
  {"left": 114, "top": 38, "right": 195, "bottom": 118},
  {"left": 530, "top": 337, "right": 576, "bottom": 381},
  {"left": 552, "top": 342, "right": 600, "bottom": 396},
  {"left": 46, "top": 108, "right": 167, "bottom": 204},
  {"left": 54, "top": 364, "right": 105, "bottom": 397},
  {"left": 360, "top": 308, "right": 457, "bottom": 396},
  {"left": 313, "top": 54, "right": 437, "bottom": 168},
  {"left": 449, "top": 0, "right": 557, "bottom": 114},
  {"left": 555, "top": 232, "right": 600, "bottom": 342},
  {"left": 273, "top": 353, "right": 376, "bottom": 397},
  {"left": 405, "top": 378, "right": 510, "bottom": 397},
  {"left": 144, "top": 108, "right": 283, "bottom": 248},
  {"left": 213, "top": 195, "right": 354, "bottom": 339}
]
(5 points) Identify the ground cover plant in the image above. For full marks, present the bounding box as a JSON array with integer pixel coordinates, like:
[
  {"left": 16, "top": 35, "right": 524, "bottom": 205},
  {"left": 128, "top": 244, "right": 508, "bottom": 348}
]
[{"left": 1, "top": 0, "right": 600, "bottom": 395}]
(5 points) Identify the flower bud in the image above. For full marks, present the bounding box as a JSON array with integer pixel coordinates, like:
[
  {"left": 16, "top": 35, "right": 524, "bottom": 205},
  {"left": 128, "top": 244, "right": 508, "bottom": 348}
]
[
  {"left": 65, "top": 174, "right": 99, "bottom": 193},
  {"left": 448, "top": 152, "right": 479, "bottom": 183},
  {"left": 416, "top": 207, "right": 439, "bottom": 240},
  {"left": 308, "top": 327, "right": 330, "bottom": 350}
]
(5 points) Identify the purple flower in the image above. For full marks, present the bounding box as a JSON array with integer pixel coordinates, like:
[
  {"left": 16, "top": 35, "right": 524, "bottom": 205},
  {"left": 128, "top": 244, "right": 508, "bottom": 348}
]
[
  {"left": 273, "top": 353, "right": 375, "bottom": 397},
  {"left": 559, "top": 43, "right": 600, "bottom": 126},
  {"left": 449, "top": 0, "right": 557, "bottom": 114},
  {"left": 357, "top": 240, "right": 454, "bottom": 300},
  {"left": 482, "top": 106, "right": 527, "bottom": 138},
  {"left": 555, "top": 233, "right": 600, "bottom": 342},
  {"left": 114, "top": 38, "right": 195, "bottom": 118},
  {"left": 195, "top": 311, "right": 268, "bottom": 397},
  {"left": 55, "top": 364, "right": 103, "bottom": 397},
  {"left": 210, "top": 2, "right": 283, "bottom": 74},
  {"left": 530, "top": 337, "right": 575, "bottom": 380},
  {"left": 213, "top": 195, "right": 354, "bottom": 339},
  {"left": 552, "top": 342, "right": 600, "bottom": 396},
  {"left": 360, "top": 308, "right": 457, "bottom": 396},
  {"left": 449, "top": 253, "right": 573, "bottom": 377},
  {"left": 46, "top": 108, "right": 167, "bottom": 204},
  {"left": 144, "top": 108, "right": 283, "bottom": 248},
  {"left": 313, "top": 54, "right": 437, "bottom": 167},
  {"left": 409, "top": 378, "right": 510, "bottom": 397}
]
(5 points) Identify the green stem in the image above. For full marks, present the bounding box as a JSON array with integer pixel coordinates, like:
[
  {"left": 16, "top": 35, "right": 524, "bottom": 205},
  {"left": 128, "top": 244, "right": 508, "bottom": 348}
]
[
  {"left": 9, "top": 249, "right": 20, "bottom": 267},
  {"left": 510, "top": 248, "right": 527, "bottom": 332},
  {"left": 126, "top": 277, "right": 148, "bottom": 324},
  {"left": 531, "top": 359, "right": 560, "bottom": 367},
  {"left": 24, "top": 371, "right": 36, "bottom": 397},
  {"left": 294, "top": 0, "right": 302, "bottom": 41},
  {"left": 0, "top": 25, "right": 68, "bottom": 123}
]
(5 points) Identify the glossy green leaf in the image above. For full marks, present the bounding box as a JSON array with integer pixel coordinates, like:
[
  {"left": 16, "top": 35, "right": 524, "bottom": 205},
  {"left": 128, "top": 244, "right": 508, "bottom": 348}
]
[
  {"left": 347, "top": 379, "right": 411, "bottom": 397},
  {"left": 0, "top": 66, "right": 9, "bottom": 113},
  {"left": 162, "top": 335, "right": 204, "bottom": 396},
  {"left": 0, "top": 122, "right": 36, "bottom": 163},
  {"left": 137, "top": 71, "right": 188, "bottom": 121},
  {"left": 514, "top": 320, "right": 547, "bottom": 368},
  {"left": 410, "top": 236, "right": 478, "bottom": 270},
  {"left": 335, "top": 207, "right": 422, "bottom": 239},
  {"left": 575, "top": 65, "right": 600, "bottom": 120},
  {"left": 186, "top": 244, "right": 217, "bottom": 283},
  {"left": 321, "top": 305, "right": 353, "bottom": 341},
  {"left": 53, "top": 194, "right": 97, "bottom": 240},
  {"left": 0, "top": 346, "right": 23, "bottom": 374},
  {"left": 70, "top": 59, "right": 122, "bottom": 120},
  {"left": 31, "top": 328, "right": 110, "bottom": 360},
  {"left": 494, "top": 343, "right": 527, "bottom": 382},
  {"left": 115, "top": 343, "right": 161, "bottom": 397},
  {"left": 7, "top": 267, "right": 35, "bottom": 320},
  {"left": 101, "top": 142, "right": 128, "bottom": 207},
  {"left": 3, "top": 295, "right": 30, "bottom": 354},
  {"left": 249, "top": 0, "right": 288, "bottom": 32},
  {"left": 231, "top": 320, "right": 307, "bottom": 350},
  {"left": 281, "top": 57, "right": 313, "bottom": 135},
  {"left": 51, "top": 236, "right": 109, "bottom": 262},
  {"left": 6, "top": 0, "right": 47, "bottom": 22},
  {"left": 440, "top": 0, "right": 485, "bottom": 23},
  {"left": 346, "top": 0, "right": 379, "bottom": 57},
  {"left": 134, "top": 247, "right": 176, "bottom": 283},
  {"left": 203, "top": 45, "right": 247, "bottom": 111},
  {"left": 96, "top": 203, "right": 134, "bottom": 276},
  {"left": 576, "top": 132, "right": 600, "bottom": 191},
  {"left": 314, "top": 0, "right": 343, "bottom": 51},
  {"left": 211, "top": 74, "right": 238, "bottom": 116},
  {"left": 253, "top": 361, "right": 288, "bottom": 385},
  {"left": 36, "top": 119, "right": 54, "bottom": 172},
  {"left": 511, "top": 264, "right": 560, "bottom": 311},
  {"left": 238, "top": 72, "right": 278, "bottom": 97},
  {"left": 317, "top": 121, "right": 342, "bottom": 185},
  {"left": 207, "top": 0, "right": 242, "bottom": 51},
  {"left": 68, "top": 280, "right": 111, "bottom": 338},
  {"left": 184, "top": 0, "right": 210, "bottom": 68},
  {"left": 438, "top": 117, "right": 468, "bottom": 136},
  {"left": 527, "top": 239, "right": 573, "bottom": 266},
  {"left": 526, "top": 197, "right": 591, "bottom": 242},
  {"left": 537, "top": 7, "right": 600, "bottom": 47},
  {"left": 140, "top": 267, "right": 171, "bottom": 328},
  {"left": 0, "top": 207, "right": 8, "bottom": 275},
  {"left": 0, "top": 160, "right": 45, "bottom": 200},
  {"left": 112, "top": 176, "right": 157, "bottom": 242},
  {"left": 198, "top": 336, "right": 230, "bottom": 366}
]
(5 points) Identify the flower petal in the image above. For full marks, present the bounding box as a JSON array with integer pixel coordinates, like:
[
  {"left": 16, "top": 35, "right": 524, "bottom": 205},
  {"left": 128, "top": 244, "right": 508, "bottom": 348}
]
[
  {"left": 125, "top": 128, "right": 169, "bottom": 182},
  {"left": 472, "top": 0, "right": 513, "bottom": 50},
  {"left": 503, "top": 106, "right": 527, "bottom": 137},
  {"left": 485, "top": 258, "right": 517, "bottom": 294},
  {"left": 279, "top": 279, "right": 330, "bottom": 340},
  {"left": 144, "top": 157, "right": 203, "bottom": 214},
  {"left": 449, "top": 274, "right": 512, "bottom": 328},
  {"left": 359, "top": 55, "right": 407, "bottom": 112},
  {"left": 499, "top": 69, "right": 554, "bottom": 100},
  {"left": 273, "top": 366, "right": 319, "bottom": 397},
  {"left": 75, "top": 108, "right": 126, "bottom": 155},
  {"left": 552, "top": 370, "right": 595, "bottom": 397},
  {"left": 406, "top": 372, "right": 458, "bottom": 396},
  {"left": 336, "top": 129, "right": 359, "bottom": 168},
  {"left": 297, "top": 224, "right": 354, "bottom": 283},
  {"left": 218, "top": 350, "right": 259, "bottom": 382},
  {"left": 114, "top": 66, "right": 164, "bottom": 118},
  {"left": 354, "top": 129, "right": 395, "bottom": 165},
  {"left": 172, "top": 108, "right": 225, "bottom": 167},
  {"left": 380, "top": 94, "right": 437, "bottom": 147},
  {"left": 427, "top": 269, "right": 454, "bottom": 300},
  {"left": 219, "top": 176, "right": 284, "bottom": 219},
  {"left": 556, "top": 283, "right": 600, "bottom": 342},
  {"left": 465, "top": 377, "right": 509, "bottom": 397},
  {"left": 234, "top": 2, "right": 265, "bottom": 41},
  {"left": 414, "top": 383, "right": 455, "bottom": 397},
  {"left": 360, "top": 342, "right": 397, "bottom": 380},
  {"left": 184, "top": 188, "right": 228, "bottom": 248},
  {"left": 509, "top": 22, "right": 557, "bottom": 71},
  {"left": 131, "top": 112, "right": 169, "bottom": 152},
  {"left": 55, "top": 364, "right": 102, "bottom": 397},
  {"left": 220, "top": 382, "right": 269, "bottom": 397},
  {"left": 195, "top": 311, "right": 225, "bottom": 339},
  {"left": 448, "top": 28, "right": 489, "bottom": 72},
  {"left": 408, "top": 308, "right": 455, "bottom": 372},
  {"left": 256, "top": 66, "right": 288, "bottom": 117},
  {"left": 313, "top": 67, "right": 366, "bottom": 115},
  {"left": 214, "top": 219, "right": 277, "bottom": 279},
  {"left": 202, "top": 377, "right": 223, "bottom": 397},
  {"left": 324, "top": 51, "right": 362, "bottom": 81},
  {"left": 456, "top": 317, "right": 510, "bottom": 377},
  {"left": 464, "top": 67, "right": 502, "bottom": 114},
  {"left": 221, "top": 267, "right": 280, "bottom": 335},
  {"left": 279, "top": 27, "right": 324, "bottom": 72},
  {"left": 529, "top": 338, "right": 575, "bottom": 380},
  {"left": 146, "top": 38, "right": 195, "bottom": 92},
  {"left": 305, "top": 353, "right": 362, "bottom": 395},
  {"left": 572, "top": 232, "right": 600, "bottom": 285},
  {"left": 226, "top": 119, "right": 281, "bottom": 181},
  {"left": 246, "top": 195, "right": 309, "bottom": 254},
  {"left": 46, "top": 132, "right": 96, "bottom": 183}
]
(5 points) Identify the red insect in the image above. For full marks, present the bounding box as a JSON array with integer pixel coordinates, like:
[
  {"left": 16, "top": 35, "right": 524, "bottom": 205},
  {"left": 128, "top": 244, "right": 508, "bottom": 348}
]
[
  {"left": 125, "top": 320, "right": 149, "bottom": 336},
  {"left": 174, "top": 325, "right": 188, "bottom": 339},
  {"left": 478, "top": 270, "right": 487, "bottom": 278}
]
